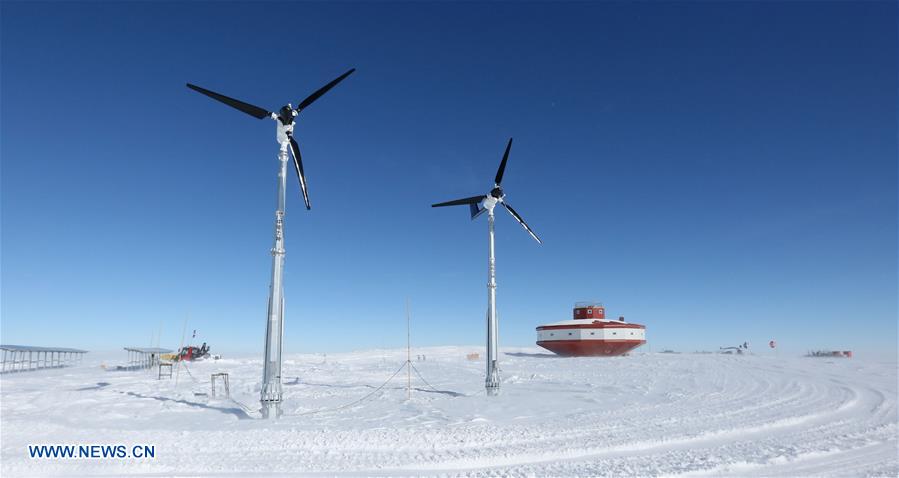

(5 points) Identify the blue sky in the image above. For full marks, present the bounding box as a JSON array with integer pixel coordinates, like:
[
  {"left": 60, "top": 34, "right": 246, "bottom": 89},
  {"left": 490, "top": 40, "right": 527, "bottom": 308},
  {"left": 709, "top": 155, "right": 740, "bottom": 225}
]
[{"left": 2, "top": 2, "right": 896, "bottom": 358}]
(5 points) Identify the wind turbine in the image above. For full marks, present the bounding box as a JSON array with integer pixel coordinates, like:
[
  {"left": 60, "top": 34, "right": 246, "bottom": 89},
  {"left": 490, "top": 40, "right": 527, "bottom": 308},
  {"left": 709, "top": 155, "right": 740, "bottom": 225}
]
[
  {"left": 186, "top": 68, "right": 355, "bottom": 418},
  {"left": 431, "top": 138, "right": 541, "bottom": 395}
]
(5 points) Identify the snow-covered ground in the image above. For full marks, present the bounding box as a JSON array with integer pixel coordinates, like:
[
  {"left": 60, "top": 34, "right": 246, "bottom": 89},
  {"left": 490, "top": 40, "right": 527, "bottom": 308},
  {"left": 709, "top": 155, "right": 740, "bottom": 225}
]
[{"left": 2, "top": 346, "right": 896, "bottom": 477}]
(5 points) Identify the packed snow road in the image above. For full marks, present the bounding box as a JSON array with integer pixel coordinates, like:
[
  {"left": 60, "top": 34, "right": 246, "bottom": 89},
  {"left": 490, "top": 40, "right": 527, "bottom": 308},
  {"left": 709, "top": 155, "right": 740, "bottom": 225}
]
[{"left": 1, "top": 347, "right": 896, "bottom": 476}]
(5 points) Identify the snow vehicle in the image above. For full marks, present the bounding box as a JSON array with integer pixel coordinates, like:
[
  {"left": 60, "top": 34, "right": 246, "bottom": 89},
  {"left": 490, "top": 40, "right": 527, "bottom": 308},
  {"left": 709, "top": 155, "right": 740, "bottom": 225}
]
[{"left": 175, "top": 342, "right": 210, "bottom": 361}]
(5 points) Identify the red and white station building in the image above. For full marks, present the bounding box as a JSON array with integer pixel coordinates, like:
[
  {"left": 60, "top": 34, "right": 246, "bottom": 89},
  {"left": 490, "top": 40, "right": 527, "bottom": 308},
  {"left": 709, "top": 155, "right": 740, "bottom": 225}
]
[{"left": 536, "top": 302, "right": 646, "bottom": 356}]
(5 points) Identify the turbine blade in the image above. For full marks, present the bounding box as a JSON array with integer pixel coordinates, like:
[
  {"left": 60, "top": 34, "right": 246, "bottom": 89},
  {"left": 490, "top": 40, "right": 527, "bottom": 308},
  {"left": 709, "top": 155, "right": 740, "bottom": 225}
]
[
  {"left": 501, "top": 202, "right": 541, "bottom": 244},
  {"left": 431, "top": 195, "right": 486, "bottom": 208},
  {"left": 494, "top": 137, "right": 513, "bottom": 185},
  {"left": 185, "top": 83, "right": 270, "bottom": 119},
  {"left": 288, "top": 135, "right": 310, "bottom": 210},
  {"left": 296, "top": 68, "right": 356, "bottom": 113}
]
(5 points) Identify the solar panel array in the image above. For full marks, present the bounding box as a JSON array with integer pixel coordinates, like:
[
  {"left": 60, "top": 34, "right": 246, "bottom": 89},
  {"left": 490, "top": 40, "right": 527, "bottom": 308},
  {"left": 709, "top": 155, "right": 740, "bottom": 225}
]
[{"left": 1, "top": 345, "right": 87, "bottom": 373}]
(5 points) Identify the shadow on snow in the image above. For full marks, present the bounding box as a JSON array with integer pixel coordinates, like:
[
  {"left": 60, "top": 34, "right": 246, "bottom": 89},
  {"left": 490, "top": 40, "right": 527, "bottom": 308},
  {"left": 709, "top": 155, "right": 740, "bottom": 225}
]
[{"left": 122, "top": 391, "right": 251, "bottom": 420}]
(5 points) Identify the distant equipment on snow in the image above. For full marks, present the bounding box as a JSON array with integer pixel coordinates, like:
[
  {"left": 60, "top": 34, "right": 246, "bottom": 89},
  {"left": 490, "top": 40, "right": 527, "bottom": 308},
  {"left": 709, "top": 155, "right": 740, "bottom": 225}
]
[
  {"left": 719, "top": 342, "right": 751, "bottom": 355},
  {"left": 807, "top": 350, "right": 853, "bottom": 359}
]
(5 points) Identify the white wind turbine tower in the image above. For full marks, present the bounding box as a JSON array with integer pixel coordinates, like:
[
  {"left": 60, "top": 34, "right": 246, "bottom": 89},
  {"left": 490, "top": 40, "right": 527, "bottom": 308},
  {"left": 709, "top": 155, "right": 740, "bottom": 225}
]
[
  {"left": 185, "top": 69, "right": 355, "bottom": 418},
  {"left": 432, "top": 138, "right": 541, "bottom": 395}
]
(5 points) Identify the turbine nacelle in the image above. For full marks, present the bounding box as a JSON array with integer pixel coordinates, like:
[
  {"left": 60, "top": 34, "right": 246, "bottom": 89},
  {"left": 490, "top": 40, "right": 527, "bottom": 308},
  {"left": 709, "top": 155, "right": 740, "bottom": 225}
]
[
  {"left": 275, "top": 121, "right": 295, "bottom": 145},
  {"left": 485, "top": 194, "right": 500, "bottom": 208}
]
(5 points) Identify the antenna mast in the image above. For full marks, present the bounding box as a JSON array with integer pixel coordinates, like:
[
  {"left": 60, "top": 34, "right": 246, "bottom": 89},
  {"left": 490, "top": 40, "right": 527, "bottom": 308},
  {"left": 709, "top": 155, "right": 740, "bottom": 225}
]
[
  {"left": 406, "top": 298, "right": 412, "bottom": 401},
  {"left": 175, "top": 313, "right": 188, "bottom": 385}
]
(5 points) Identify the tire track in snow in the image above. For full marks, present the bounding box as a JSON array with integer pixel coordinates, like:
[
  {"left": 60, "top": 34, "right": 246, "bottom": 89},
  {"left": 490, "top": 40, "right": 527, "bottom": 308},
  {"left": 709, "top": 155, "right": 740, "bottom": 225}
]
[{"left": 384, "top": 358, "right": 894, "bottom": 475}]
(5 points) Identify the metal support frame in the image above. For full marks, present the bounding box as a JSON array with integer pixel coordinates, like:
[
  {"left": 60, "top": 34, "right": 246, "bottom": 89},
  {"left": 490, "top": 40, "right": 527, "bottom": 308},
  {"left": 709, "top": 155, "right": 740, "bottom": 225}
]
[
  {"left": 260, "top": 140, "right": 288, "bottom": 419},
  {"left": 212, "top": 373, "right": 230, "bottom": 398},
  {"left": 158, "top": 363, "right": 173, "bottom": 380}
]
